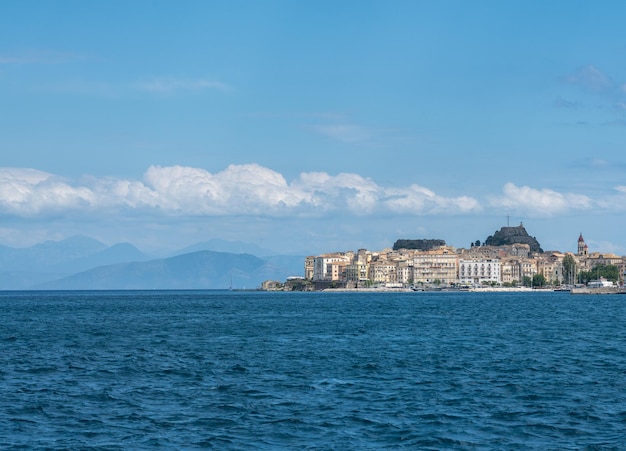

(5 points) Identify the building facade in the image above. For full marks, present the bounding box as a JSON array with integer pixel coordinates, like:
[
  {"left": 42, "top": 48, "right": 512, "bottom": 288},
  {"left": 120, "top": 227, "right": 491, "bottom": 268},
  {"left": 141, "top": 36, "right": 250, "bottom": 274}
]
[{"left": 459, "top": 258, "right": 501, "bottom": 285}]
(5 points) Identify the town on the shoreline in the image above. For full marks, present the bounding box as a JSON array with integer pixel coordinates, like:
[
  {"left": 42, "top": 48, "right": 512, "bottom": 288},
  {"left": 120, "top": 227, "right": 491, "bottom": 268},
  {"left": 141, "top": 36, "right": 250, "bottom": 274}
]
[{"left": 264, "top": 224, "right": 626, "bottom": 292}]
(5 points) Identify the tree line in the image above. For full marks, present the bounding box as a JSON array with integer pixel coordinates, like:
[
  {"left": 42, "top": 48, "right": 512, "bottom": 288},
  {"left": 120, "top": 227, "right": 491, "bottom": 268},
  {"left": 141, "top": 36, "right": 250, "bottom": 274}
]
[{"left": 562, "top": 254, "right": 620, "bottom": 285}]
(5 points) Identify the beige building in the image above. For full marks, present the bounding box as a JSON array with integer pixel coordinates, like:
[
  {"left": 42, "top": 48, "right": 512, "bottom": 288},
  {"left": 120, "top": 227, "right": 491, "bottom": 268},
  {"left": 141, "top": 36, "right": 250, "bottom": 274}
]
[
  {"left": 369, "top": 261, "right": 398, "bottom": 284},
  {"left": 411, "top": 248, "right": 458, "bottom": 284},
  {"left": 500, "top": 261, "right": 514, "bottom": 284},
  {"left": 536, "top": 253, "right": 564, "bottom": 285},
  {"left": 582, "top": 252, "right": 623, "bottom": 270},
  {"left": 397, "top": 261, "right": 414, "bottom": 284}
]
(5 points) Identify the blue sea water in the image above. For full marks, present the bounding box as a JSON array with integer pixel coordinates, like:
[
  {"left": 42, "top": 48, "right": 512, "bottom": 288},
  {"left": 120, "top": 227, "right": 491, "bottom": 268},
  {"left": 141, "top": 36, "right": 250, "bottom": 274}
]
[{"left": 1, "top": 290, "right": 625, "bottom": 450}]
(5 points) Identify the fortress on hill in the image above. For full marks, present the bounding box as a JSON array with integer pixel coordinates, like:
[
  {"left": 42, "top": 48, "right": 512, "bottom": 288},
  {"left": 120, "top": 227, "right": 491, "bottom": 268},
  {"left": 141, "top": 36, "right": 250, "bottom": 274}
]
[
  {"left": 483, "top": 223, "right": 543, "bottom": 253},
  {"left": 295, "top": 224, "right": 626, "bottom": 291}
]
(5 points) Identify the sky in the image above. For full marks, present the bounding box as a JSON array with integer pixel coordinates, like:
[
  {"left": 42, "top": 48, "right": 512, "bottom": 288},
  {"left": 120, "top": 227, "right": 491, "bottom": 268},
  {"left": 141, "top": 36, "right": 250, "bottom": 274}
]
[{"left": 1, "top": 1, "right": 626, "bottom": 256}]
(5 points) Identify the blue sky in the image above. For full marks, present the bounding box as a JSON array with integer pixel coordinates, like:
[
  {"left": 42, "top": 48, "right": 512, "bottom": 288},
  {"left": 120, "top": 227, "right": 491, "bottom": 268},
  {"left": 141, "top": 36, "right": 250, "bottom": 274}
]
[{"left": 1, "top": 1, "right": 626, "bottom": 256}]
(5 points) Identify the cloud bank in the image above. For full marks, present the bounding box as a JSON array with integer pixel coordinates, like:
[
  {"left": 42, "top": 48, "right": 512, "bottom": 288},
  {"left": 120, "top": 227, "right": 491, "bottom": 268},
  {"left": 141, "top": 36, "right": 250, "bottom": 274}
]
[
  {"left": 489, "top": 183, "right": 593, "bottom": 215},
  {"left": 0, "top": 164, "right": 622, "bottom": 220}
]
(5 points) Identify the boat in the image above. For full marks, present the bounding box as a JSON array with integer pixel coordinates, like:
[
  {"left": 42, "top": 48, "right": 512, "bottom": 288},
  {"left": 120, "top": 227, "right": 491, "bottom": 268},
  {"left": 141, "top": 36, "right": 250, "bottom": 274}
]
[
  {"left": 570, "top": 278, "right": 626, "bottom": 295},
  {"left": 586, "top": 278, "right": 614, "bottom": 289}
]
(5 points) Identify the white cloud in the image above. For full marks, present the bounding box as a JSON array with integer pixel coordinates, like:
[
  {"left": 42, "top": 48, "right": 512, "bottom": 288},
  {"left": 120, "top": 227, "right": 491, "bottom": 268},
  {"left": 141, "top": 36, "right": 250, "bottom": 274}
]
[
  {"left": 0, "top": 168, "right": 51, "bottom": 185},
  {"left": 384, "top": 185, "right": 481, "bottom": 214},
  {"left": 294, "top": 171, "right": 383, "bottom": 214},
  {"left": 0, "top": 164, "right": 482, "bottom": 218},
  {"left": 144, "top": 164, "right": 302, "bottom": 215},
  {"left": 6, "top": 166, "right": 623, "bottom": 220},
  {"left": 490, "top": 183, "right": 593, "bottom": 215},
  {"left": 615, "top": 185, "right": 626, "bottom": 194},
  {"left": 596, "top": 185, "right": 626, "bottom": 212},
  {"left": 0, "top": 168, "right": 94, "bottom": 215}
]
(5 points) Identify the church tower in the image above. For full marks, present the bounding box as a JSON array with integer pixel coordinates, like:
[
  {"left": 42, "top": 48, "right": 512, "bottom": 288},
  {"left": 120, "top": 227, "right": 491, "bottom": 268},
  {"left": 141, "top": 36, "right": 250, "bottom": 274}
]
[{"left": 577, "top": 233, "right": 588, "bottom": 256}]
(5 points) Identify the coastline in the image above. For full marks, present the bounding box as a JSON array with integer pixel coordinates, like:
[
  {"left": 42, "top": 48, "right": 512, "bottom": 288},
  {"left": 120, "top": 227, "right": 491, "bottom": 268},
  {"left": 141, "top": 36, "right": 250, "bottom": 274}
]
[{"left": 322, "top": 287, "right": 540, "bottom": 293}]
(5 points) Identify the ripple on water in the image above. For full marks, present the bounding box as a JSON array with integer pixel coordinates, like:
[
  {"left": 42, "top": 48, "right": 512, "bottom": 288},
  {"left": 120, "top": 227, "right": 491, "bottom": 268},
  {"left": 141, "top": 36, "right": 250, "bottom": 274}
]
[{"left": 1, "top": 291, "right": 625, "bottom": 449}]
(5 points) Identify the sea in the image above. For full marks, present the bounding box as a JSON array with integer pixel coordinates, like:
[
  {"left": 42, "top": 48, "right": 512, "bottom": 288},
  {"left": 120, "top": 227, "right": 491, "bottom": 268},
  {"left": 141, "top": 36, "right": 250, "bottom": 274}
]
[{"left": 1, "top": 290, "right": 625, "bottom": 450}]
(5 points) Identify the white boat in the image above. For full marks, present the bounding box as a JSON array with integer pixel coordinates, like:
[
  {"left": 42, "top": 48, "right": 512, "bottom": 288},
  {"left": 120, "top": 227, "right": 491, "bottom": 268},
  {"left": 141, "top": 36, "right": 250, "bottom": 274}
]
[
  {"left": 587, "top": 278, "right": 614, "bottom": 289},
  {"left": 571, "top": 278, "right": 625, "bottom": 295}
]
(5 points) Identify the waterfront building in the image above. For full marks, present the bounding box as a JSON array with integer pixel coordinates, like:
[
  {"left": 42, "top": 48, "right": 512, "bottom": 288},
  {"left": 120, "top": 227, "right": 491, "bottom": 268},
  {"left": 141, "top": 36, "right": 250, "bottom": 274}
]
[
  {"left": 516, "top": 258, "right": 537, "bottom": 281},
  {"left": 397, "top": 261, "right": 414, "bottom": 285},
  {"left": 304, "top": 256, "right": 315, "bottom": 280},
  {"left": 535, "top": 252, "right": 564, "bottom": 285},
  {"left": 369, "top": 261, "right": 398, "bottom": 284},
  {"left": 500, "top": 261, "right": 514, "bottom": 284},
  {"left": 312, "top": 253, "right": 351, "bottom": 281},
  {"left": 459, "top": 258, "right": 501, "bottom": 285},
  {"left": 345, "top": 261, "right": 369, "bottom": 285},
  {"left": 411, "top": 248, "right": 458, "bottom": 285},
  {"left": 330, "top": 261, "right": 349, "bottom": 281}
]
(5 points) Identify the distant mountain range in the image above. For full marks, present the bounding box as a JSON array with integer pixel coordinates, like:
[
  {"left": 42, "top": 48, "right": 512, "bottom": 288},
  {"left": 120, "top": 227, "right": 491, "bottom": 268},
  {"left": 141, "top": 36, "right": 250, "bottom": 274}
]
[
  {"left": 0, "top": 236, "right": 305, "bottom": 290},
  {"left": 171, "top": 239, "right": 278, "bottom": 258}
]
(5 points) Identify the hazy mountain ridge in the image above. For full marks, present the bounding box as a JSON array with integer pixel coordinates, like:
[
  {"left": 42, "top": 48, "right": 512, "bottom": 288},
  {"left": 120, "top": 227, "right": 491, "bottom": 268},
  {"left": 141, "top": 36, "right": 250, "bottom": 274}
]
[
  {"left": 0, "top": 236, "right": 109, "bottom": 272},
  {"left": 36, "top": 251, "right": 297, "bottom": 290},
  {"left": 0, "top": 236, "right": 305, "bottom": 290},
  {"left": 171, "top": 239, "right": 277, "bottom": 258},
  {"left": 58, "top": 242, "right": 151, "bottom": 274}
]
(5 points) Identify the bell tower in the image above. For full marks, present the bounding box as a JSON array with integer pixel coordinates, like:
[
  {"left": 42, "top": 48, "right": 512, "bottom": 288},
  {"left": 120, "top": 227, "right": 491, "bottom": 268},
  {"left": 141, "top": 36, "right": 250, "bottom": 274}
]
[{"left": 577, "top": 233, "right": 588, "bottom": 256}]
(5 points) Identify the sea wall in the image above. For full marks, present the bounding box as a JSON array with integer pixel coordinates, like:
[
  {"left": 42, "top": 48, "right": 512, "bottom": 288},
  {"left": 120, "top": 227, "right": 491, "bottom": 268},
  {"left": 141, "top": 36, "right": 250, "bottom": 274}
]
[{"left": 570, "top": 287, "right": 624, "bottom": 295}]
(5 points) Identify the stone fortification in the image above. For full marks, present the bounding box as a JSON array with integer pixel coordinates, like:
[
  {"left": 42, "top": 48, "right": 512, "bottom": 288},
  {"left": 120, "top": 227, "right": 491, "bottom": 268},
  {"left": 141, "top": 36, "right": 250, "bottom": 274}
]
[
  {"left": 392, "top": 239, "right": 446, "bottom": 251},
  {"left": 484, "top": 224, "right": 543, "bottom": 253}
]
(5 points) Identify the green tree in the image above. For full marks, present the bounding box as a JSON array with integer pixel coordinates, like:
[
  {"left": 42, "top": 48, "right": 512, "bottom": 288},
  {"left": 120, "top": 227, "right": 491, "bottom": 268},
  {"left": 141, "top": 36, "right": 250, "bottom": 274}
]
[
  {"left": 522, "top": 276, "right": 532, "bottom": 287},
  {"left": 532, "top": 274, "right": 546, "bottom": 287},
  {"left": 562, "top": 254, "right": 576, "bottom": 285},
  {"left": 578, "top": 270, "right": 593, "bottom": 284},
  {"left": 581, "top": 264, "right": 620, "bottom": 283}
]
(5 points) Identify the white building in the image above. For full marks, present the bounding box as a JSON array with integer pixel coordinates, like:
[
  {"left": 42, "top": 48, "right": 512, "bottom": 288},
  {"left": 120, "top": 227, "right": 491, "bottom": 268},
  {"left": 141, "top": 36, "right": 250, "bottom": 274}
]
[
  {"left": 459, "top": 258, "right": 501, "bottom": 285},
  {"left": 312, "top": 254, "right": 350, "bottom": 281}
]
